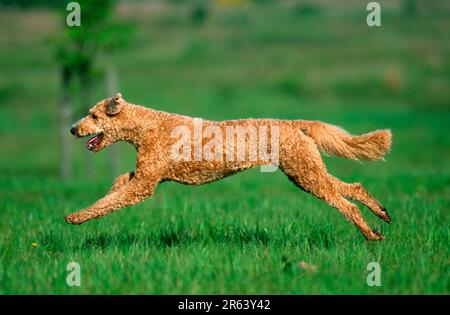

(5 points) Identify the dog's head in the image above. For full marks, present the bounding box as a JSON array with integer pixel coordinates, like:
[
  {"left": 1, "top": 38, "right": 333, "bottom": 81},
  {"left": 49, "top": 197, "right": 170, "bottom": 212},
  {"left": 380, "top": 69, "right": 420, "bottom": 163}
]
[{"left": 70, "top": 93, "right": 127, "bottom": 152}]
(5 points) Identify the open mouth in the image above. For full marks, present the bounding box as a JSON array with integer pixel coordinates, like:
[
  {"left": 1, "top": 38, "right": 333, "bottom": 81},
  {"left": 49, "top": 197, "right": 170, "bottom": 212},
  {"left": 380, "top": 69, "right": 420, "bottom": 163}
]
[{"left": 86, "top": 133, "right": 103, "bottom": 151}]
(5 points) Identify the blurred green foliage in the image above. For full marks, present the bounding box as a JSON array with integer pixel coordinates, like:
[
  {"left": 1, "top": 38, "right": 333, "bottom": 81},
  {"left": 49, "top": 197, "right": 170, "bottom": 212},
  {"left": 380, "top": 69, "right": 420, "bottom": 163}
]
[
  {"left": 55, "top": 0, "right": 133, "bottom": 72},
  {"left": 0, "top": 0, "right": 61, "bottom": 8}
]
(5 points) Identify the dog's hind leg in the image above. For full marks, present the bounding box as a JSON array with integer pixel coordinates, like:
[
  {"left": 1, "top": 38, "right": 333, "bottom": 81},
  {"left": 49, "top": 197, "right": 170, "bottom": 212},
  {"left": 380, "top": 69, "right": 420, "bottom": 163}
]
[
  {"left": 280, "top": 136, "right": 383, "bottom": 240},
  {"left": 323, "top": 191, "right": 384, "bottom": 240},
  {"left": 286, "top": 173, "right": 383, "bottom": 240},
  {"left": 329, "top": 176, "right": 391, "bottom": 223}
]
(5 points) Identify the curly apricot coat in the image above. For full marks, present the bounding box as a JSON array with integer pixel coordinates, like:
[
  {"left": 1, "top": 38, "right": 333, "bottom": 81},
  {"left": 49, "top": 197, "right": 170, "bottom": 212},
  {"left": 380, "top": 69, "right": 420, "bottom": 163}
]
[{"left": 66, "top": 93, "right": 392, "bottom": 240}]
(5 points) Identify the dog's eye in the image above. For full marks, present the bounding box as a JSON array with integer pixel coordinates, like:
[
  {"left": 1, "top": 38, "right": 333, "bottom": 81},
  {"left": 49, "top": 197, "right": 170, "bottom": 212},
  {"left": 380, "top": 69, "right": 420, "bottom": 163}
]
[{"left": 91, "top": 114, "right": 98, "bottom": 119}]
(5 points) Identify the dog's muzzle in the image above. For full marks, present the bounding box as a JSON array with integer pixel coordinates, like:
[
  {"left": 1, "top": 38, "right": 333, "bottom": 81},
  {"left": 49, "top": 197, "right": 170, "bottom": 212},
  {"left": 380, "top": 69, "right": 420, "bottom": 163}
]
[{"left": 70, "top": 127, "right": 77, "bottom": 136}]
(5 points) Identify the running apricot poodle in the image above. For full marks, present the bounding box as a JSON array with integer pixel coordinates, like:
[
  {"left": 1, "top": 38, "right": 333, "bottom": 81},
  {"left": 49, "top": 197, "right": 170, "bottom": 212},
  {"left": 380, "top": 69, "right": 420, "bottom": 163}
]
[{"left": 65, "top": 93, "right": 392, "bottom": 240}]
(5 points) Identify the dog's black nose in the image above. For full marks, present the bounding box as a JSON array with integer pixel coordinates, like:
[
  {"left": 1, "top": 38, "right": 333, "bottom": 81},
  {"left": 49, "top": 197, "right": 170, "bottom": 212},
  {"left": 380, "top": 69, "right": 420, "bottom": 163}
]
[{"left": 70, "top": 127, "right": 77, "bottom": 135}]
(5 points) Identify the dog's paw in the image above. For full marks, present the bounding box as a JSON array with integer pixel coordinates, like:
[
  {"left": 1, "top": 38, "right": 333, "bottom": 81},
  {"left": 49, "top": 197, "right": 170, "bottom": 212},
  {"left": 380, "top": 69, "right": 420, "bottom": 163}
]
[
  {"left": 64, "top": 213, "right": 81, "bottom": 225},
  {"left": 365, "top": 230, "right": 385, "bottom": 241},
  {"left": 380, "top": 207, "right": 392, "bottom": 224}
]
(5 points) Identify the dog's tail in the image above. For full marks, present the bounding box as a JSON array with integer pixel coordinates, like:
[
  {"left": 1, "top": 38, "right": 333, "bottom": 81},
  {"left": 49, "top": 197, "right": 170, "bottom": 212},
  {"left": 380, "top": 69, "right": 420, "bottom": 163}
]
[{"left": 298, "top": 120, "right": 392, "bottom": 161}]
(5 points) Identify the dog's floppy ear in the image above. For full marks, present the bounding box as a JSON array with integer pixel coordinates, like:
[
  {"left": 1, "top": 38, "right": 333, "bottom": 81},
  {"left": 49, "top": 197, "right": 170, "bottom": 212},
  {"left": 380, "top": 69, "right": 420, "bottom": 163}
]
[{"left": 106, "top": 92, "right": 124, "bottom": 115}]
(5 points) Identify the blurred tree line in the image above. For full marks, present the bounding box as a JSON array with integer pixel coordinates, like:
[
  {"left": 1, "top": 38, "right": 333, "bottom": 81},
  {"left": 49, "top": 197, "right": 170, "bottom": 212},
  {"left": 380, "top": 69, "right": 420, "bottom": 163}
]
[
  {"left": 2, "top": 0, "right": 448, "bottom": 181},
  {"left": 0, "top": 0, "right": 61, "bottom": 8},
  {"left": 0, "top": 0, "right": 210, "bottom": 181},
  {"left": 2, "top": 0, "right": 449, "bottom": 15}
]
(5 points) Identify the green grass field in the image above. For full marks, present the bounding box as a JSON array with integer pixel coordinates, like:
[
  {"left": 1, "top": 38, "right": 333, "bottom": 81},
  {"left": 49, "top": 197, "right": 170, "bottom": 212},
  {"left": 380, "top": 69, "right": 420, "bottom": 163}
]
[{"left": 0, "top": 1, "right": 449, "bottom": 294}]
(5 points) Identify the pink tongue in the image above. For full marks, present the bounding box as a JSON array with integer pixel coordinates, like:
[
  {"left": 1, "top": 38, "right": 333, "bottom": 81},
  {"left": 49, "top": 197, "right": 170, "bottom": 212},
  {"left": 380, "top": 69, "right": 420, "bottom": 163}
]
[{"left": 88, "top": 135, "right": 100, "bottom": 145}]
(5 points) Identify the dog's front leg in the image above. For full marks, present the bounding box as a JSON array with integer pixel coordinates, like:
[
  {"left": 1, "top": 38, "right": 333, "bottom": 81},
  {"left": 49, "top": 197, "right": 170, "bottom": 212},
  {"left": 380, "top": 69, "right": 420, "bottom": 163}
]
[
  {"left": 64, "top": 175, "right": 159, "bottom": 225},
  {"left": 107, "top": 171, "right": 135, "bottom": 195}
]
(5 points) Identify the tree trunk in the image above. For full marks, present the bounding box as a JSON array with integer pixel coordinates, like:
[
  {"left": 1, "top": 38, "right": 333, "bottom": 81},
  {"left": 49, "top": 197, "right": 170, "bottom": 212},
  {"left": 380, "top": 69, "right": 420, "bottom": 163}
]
[
  {"left": 80, "top": 63, "right": 96, "bottom": 179},
  {"left": 60, "top": 66, "right": 72, "bottom": 181},
  {"left": 106, "top": 64, "right": 121, "bottom": 176}
]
